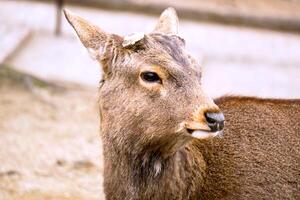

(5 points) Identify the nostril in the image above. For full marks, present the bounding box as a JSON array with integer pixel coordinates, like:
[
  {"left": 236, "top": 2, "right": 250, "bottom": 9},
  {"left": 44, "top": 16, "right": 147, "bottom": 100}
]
[
  {"left": 204, "top": 112, "right": 225, "bottom": 132},
  {"left": 205, "top": 112, "right": 225, "bottom": 124},
  {"left": 204, "top": 113, "right": 217, "bottom": 124}
]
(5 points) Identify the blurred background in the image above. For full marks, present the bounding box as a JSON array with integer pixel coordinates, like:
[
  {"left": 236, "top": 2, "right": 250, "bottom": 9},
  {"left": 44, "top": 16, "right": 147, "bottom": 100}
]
[{"left": 0, "top": 0, "right": 299, "bottom": 199}]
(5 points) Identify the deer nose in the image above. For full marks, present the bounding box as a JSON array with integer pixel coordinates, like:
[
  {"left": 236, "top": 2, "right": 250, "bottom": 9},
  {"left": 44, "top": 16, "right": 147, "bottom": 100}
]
[{"left": 204, "top": 112, "right": 225, "bottom": 132}]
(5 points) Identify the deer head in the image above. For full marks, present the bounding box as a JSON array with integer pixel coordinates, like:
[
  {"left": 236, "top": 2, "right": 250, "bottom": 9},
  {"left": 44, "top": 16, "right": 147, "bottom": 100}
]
[{"left": 64, "top": 8, "right": 224, "bottom": 158}]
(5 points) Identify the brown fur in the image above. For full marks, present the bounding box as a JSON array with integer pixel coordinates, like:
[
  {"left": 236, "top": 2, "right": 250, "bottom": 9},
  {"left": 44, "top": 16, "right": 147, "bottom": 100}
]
[
  {"left": 64, "top": 8, "right": 300, "bottom": 200},
  {"left": 201, "top": 96, "right": 300, "bottom": 199},
  {"left": 101, "top": 96, "right": 300, "bottom": 200}
]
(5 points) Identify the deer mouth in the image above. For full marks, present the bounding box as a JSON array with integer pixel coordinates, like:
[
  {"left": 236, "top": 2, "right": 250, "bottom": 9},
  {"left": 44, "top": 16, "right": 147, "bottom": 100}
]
[{"left": 187, "top": 129, "right": 221, "bottom": 139}]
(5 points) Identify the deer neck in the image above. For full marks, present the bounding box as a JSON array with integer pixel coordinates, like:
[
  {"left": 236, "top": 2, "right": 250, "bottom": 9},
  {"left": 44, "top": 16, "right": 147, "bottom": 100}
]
[{"left": 101, "top": 128, "right": 205, "bottom": 191}]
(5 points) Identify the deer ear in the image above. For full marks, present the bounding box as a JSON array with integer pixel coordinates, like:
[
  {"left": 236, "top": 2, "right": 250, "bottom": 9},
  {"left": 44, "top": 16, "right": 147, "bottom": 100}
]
[
  {"left": 153, "top": 7, "right": 179, "bottom": 35},
  {"left": 64, "top": 9, "right": 108, "bottom": 59}
]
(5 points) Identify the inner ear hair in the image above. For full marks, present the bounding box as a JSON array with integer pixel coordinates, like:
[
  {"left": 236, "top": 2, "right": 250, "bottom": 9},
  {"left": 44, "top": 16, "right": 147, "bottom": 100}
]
[{"left": 64, "top": 9, "right": 122, "bottom": 75}]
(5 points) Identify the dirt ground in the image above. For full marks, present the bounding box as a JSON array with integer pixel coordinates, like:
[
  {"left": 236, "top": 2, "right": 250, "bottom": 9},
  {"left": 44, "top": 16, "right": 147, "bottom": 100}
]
[{"left": 0, "top": 66, "right": 105, "bottom": 200}]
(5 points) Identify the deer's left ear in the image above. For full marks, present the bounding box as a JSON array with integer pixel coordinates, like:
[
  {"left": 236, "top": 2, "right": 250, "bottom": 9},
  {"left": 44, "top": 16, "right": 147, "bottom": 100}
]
[
  {"left": 64, "top": 9, "right": 109, "bottom": 59},
  {"left": 153, "top": 7, "right": 179, "bottom": 35},
  {"left": 64, "top": 9, "right": 124, "bottom": 74}
]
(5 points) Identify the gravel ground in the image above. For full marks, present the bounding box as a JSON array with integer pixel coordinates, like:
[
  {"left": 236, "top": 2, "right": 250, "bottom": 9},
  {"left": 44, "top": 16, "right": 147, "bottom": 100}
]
[{"left": 0, "top": 67, "right": 104, "bottom": 200}]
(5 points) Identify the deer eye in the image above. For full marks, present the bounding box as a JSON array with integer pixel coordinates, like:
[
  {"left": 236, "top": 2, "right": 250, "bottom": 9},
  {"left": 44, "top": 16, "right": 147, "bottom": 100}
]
[{"left": 140, "top": 71, "right": 161, "bottom": 83}]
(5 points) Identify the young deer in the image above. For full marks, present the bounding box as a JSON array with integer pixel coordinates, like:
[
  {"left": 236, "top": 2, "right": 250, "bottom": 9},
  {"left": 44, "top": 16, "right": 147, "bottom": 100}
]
[{"left": 64, "top": 8, "right": 300, "bottom": 200}]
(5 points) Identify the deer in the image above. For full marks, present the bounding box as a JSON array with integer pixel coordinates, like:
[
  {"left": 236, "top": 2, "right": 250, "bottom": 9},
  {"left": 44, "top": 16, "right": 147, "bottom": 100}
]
[{"left": 64, "top": 8, "right": 300, "bottom": 200}]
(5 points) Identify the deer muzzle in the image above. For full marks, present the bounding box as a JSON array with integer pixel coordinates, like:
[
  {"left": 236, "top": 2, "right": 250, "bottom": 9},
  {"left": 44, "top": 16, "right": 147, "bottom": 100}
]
[{"left": 184, "top": 107, "right": 225, "bottom": 139}]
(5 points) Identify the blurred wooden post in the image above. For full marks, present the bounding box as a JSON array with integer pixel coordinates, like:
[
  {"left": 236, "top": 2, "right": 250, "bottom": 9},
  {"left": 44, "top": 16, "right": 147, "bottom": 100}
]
[{"left": 55, "top": 0, "right": 64, "bottom": 36}]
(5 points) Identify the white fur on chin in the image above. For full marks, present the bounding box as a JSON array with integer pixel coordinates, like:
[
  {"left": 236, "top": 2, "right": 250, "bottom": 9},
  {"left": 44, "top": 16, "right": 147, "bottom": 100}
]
[{"left": 191, "top": 130, "right": 220, "bottom": 139}]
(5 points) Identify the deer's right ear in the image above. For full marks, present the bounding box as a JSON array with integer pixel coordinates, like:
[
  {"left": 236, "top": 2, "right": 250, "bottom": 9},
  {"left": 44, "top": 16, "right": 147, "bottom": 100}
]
[
  {"left": 153, "top": 7, "right": 179, "bottom": 35},
  {"left": 64, "top": 9, "right": 113, "bottom": 73}
]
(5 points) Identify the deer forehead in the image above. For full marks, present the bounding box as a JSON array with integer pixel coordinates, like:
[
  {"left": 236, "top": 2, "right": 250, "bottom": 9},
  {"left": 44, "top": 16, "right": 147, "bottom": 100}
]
[{"left": 125, "top": 33, "right": 199, "bottom": 74}]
